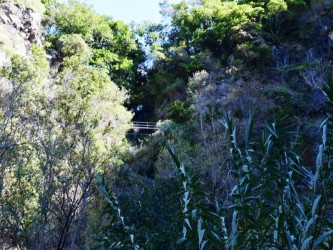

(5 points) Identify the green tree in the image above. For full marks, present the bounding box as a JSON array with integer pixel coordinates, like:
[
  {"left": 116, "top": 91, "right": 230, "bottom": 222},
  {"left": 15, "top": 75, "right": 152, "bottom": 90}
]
[
  {"left": 0, "top": 25, "right": 133, "bottom": 249},
  {"left": 45, "top": 0, "right": 145, "bottom": 91}
]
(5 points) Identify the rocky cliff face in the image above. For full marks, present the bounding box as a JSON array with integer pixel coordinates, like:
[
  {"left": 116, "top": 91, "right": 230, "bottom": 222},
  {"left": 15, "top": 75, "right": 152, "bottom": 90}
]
[{"left": 0, "top": 0, "right": 43, "bottom": 66}]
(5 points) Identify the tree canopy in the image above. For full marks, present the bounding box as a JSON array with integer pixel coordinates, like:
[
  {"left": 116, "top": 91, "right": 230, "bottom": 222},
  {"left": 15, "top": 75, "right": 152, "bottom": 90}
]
[{"left": 3, "top": 0, "right": 333, "bottom": 249}]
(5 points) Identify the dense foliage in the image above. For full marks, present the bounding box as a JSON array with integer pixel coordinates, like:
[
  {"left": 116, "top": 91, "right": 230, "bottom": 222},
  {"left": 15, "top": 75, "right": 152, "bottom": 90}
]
[{"left": 1, "top": 0, "right": 333, "bottom": 249}]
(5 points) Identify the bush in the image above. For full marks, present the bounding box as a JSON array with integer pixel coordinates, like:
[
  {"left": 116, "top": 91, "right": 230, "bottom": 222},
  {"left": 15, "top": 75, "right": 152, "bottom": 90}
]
[
  {"left": 235, "top": 43, "right": 274, "bottom": 70},
  {"left": 95, "top": 77, "right": 333, "bottom": 249},
  {"left": 165, "top": 100, "right": 192, "bottom": 123}
]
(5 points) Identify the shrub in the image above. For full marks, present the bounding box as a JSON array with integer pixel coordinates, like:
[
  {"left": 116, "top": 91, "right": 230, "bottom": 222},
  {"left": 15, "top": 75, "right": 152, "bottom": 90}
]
[
  {"left": 95, "top": 77, "right": 333, "bottom": 249},
  {"left": 165, "top": 100, "right": 192, "bottom": 123}
]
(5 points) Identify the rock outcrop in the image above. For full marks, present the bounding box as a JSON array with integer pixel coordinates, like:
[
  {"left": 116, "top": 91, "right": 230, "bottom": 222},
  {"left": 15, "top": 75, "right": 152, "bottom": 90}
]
[{"left": 0, "top": 0, "right": 43, "bottom": 66}]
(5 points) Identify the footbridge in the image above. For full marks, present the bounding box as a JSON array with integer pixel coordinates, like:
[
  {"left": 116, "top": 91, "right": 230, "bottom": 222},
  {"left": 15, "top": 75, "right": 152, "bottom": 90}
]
[{"left": 131, "top": 121, "right": 160, "bottom": 130}]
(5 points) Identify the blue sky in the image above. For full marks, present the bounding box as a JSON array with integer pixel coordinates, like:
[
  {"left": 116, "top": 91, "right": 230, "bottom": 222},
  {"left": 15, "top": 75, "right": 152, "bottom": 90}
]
[{"left": 81, "top": 0, "right": 181, "bottom": 24}]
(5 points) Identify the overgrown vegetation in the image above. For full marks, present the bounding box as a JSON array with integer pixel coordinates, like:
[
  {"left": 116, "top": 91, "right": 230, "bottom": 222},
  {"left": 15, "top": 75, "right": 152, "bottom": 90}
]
[{"left": 1, "top": 0, "right": 333, "bottom": 249}]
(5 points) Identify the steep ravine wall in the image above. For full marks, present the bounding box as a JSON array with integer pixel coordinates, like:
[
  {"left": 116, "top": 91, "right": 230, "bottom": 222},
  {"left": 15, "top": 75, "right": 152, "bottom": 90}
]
[{"left": 0, "top": 0, "right": 43, "bottom": 66}]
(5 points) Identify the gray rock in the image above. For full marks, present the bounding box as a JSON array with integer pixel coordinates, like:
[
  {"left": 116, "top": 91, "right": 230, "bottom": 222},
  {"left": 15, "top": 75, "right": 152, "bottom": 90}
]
[
  {"left": 0, "top": 1, "right": 43, "bottom": 67},
  {"left": 9, "top": 13, "right": 23, "bottom": 29},
  {"left": 271, "top": 45, "right": 290, "bottom": 66},
  {"left": 0, "top": 9, "right": 9, "bottom": 24},
  {"left": 1, "top": 1, "right": 20, "bottom": 16},
  {"left": 29, "top": 12, "right": 41, "bottom": 30}
]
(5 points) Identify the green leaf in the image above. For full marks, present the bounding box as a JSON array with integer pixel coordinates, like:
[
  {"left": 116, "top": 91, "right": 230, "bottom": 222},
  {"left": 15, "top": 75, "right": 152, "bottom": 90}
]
[
  {"left": 198, "top": 218, "right": 205, "bottom": 248},
  {"left": 311, "top": 195, "right": 321, "bottom": 217},
  {"left": 301, "top": 236, "right": 313, "bottom": 250},
  {"left": 313, "top": 230, "right": 333, "bottom": 249}
]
